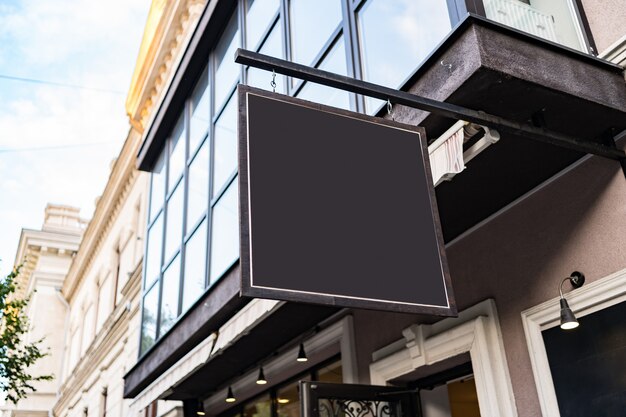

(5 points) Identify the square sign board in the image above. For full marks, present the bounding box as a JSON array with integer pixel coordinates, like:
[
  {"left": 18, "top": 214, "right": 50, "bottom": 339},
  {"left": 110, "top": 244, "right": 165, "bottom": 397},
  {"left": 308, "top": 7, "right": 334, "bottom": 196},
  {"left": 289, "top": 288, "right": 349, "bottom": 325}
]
[{"left": 238, "top": 85, "right": 456, "bottom": 316}]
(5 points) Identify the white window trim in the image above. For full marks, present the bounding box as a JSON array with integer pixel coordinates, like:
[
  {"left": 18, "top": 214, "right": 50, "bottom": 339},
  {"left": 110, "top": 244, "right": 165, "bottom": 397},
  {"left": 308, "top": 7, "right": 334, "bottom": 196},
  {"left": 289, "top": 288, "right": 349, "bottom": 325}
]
[
  {"left": 369, "top": 299, "right": 517, "bottom": 417},
  {"left": 521, "top": 267, "right": 626, "bottom": 417}
]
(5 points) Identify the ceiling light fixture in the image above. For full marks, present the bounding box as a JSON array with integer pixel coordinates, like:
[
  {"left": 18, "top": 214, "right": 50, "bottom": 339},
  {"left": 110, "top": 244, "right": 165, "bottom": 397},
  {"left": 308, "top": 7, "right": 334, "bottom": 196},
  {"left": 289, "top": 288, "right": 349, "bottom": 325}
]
[
  {"left": 256, "top": 366, "right": 267, "bottom": 385},
  {"left": 297, "top": 343, "right": 308, "bottom": 362},
  {"left": 225, "top": 386, "right": 236, "bottom": 403}
]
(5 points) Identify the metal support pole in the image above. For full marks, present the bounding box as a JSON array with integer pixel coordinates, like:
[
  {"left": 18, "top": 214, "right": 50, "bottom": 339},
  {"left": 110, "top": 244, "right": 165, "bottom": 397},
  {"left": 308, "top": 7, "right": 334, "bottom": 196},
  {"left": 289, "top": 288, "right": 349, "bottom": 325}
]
[{"left": 235, "top": 48, "right": 625, "bottom": 161}]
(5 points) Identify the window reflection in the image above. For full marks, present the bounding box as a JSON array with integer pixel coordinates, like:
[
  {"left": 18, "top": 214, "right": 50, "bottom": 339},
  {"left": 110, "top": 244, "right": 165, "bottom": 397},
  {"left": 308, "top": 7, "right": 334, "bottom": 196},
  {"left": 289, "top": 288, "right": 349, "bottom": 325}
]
[
  {"left": 187, "top": 140, "right": 209, "bottom": 233},
  {"left": 210, "top": 181, "right": 239, "bottom": 282},
  {"left": 290, "top": 0, "right": 342, "bottom": 66},
  {"left": 141, "top": 282, "right": 159, "bottom": 354},
  {"left": 247, "top": 20, "right": 285, "bottom": 93},
  {"left": 213, "top": 96, "right": 238, "bottom": 197},
  {"left": 244, "top": 395, "right": 272, "bottom": 417},
  {"left": 317, "top": 360, "right": 343, "bottom": 383},
  {"left": 160, "top": 255, "right": 181, "bottom": 335},
  {"left": 246, "top": 0, "right": 280, "bottom": 51},
  {"left": 276, "top": 380, "right": 302, "bottom": 417},
  {"left": 190, "top": 67, "right": 210, "bottom": 154},
  {"left": 297, "top": 37, "right": 350, "bottom": 110},
  {"left": 169, "top": 115, "right": 186, "bottom": 190},
  {"left": 182, "top": 219, "right": 207, "bottom": 311},
  {"left": 144, "top": 214, "right": 163, "bottom": 286},
  {"left": 215, "top": 13, "right": 240, "bottom": 110},
  {"left": 164, "top": 182, "right": 184, "bottom": 261},
  {"left": 358, "top": 0, "right": 451, "bottom": 113},
  {"left": 149, "top": 153, "right": 165, "bottom": 221}
]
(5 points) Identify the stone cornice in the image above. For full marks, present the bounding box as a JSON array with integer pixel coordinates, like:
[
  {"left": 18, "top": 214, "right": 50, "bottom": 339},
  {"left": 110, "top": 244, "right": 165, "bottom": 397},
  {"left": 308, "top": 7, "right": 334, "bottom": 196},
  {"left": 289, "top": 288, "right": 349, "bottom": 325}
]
[
  {"left": 125, "top": 0, "right": 206, "bottom": 134},
  {"left": 61, "top": 128, "right": 145, "bottom": 301}
]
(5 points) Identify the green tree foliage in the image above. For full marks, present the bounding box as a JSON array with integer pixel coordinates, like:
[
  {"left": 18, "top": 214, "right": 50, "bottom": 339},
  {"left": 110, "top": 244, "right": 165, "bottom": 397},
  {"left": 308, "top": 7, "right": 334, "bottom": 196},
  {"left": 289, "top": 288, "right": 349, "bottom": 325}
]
[{"left": 0, "top": 266, "right": 53, "bottom": 404}]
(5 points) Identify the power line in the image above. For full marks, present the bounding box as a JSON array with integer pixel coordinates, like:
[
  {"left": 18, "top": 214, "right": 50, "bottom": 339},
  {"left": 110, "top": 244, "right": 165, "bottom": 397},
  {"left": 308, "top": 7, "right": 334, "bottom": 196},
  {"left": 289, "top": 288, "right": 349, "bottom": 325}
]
[
  {"left": 0, "top": 141, "right": 118, "bottom": 154},
  {"left": 0, "top": 74, "right": 126, "bottom": 95}
]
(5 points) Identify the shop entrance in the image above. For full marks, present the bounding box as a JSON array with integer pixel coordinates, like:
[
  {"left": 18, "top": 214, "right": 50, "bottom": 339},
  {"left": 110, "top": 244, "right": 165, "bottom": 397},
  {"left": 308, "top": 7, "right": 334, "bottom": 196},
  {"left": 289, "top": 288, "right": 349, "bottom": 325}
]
[{"left": 300, "top": 364, "right": 481, "bottom": 417}]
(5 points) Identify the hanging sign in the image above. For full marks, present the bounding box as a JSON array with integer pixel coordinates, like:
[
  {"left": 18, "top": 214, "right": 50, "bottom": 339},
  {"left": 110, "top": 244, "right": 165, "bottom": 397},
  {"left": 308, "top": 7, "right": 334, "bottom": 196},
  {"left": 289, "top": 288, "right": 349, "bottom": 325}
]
[{"left": 238, "top": 85, "right": 456, "bottom": 316}]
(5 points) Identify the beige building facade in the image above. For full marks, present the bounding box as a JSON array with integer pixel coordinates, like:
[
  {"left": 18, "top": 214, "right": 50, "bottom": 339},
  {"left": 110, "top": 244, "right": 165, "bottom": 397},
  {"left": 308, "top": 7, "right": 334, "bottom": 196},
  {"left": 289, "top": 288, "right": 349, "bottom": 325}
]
[{"left": 1, "top": 205, "right": 86, "bottom": 417}]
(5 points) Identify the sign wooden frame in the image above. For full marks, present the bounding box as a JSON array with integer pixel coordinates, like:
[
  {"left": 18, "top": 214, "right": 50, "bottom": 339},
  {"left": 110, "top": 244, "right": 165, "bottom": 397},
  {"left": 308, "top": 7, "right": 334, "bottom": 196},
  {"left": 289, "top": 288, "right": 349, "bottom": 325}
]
[{"left": 238, "top": 85, "right": 456, "bottom": 316}]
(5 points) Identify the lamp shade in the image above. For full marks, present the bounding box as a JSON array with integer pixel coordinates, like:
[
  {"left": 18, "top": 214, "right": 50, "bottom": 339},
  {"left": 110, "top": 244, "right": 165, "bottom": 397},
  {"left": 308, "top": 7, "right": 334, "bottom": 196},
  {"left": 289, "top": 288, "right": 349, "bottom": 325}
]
[
  {"left": 560, "top": 298, "right": 579, "bottom": 330},
  {"left": 297, "top": 343, "right": 308, "bottom": 362},
  {"left": 225, "top": 386, "right": 236, "bottom": 403},
  {"left": 256, "top": 367, "right": 267, "bottom": 384}
]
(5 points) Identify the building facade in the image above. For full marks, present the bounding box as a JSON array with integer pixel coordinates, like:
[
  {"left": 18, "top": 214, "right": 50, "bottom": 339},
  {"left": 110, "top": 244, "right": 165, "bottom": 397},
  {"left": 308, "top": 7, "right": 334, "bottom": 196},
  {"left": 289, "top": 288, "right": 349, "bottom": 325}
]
[
  {"left": 122, "top": 1, "right": 626, "bottom": 417},
  {"left": 8, "top": 1, "right": 626, "bottom": 417},
  {"left": 1, "top": 205, "right": 86, "bottom": 417}
]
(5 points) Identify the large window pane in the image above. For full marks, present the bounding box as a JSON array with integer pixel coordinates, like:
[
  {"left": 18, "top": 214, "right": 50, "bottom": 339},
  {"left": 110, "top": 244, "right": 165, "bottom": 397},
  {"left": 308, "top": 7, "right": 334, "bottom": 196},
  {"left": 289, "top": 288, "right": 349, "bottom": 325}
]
[
  {"left": 168, "top": 115, "right": 186, "bottom": 191},
  {"left": 187, "top": 140, "right": 209, "bottom": 233},
  {"left": 297, "top": 38, "right": 350, "bottom": 109},
  {"left": 244, "top": 395, "right": 272, "bottom": 417},
  {"left": 246, "top": 0, "right": 279, "bottom": 51},
  {"left": 359, "top": 0, "right": 451, "bottom": 112},
  {"left": 149, "top": 153, "right": 166, "bottom": 221},
  {"left": 182, "top": 219, "right": 207, "bottom": 311},
  {"left": 144, "top": 213, "right": 163, "bottom": 286},
  {"left": 484, "top": 0, "right": 585, "bottom": 51},
  {"left": 189, "top": 67, "right": 210, "bottom": 154},
  {"left": 277, "top": 380, "right": 301, "bottom": 417},
  {"left": 210, "top": 181, "right": 239, "bottom": 282},
  {"left": 159, "top": 255, "right": 181, "bottom": 335},
  {"left": 215, "top": 13, "right": 240, "bottom": 110},
  {"left": 247, "top": 20, "right": 285, "bottom": 92},
  {"left": 141, "top": 282, "right": 159, "bottom": 354},
  {"left": 290, "top": 0, "right": 342, "bottom": 66},
  {"left": 212, "top": 96, "right": 237, "bottom": 196},
  {"left": 164, "top": 182, "right": 184, "bottom": 261}
]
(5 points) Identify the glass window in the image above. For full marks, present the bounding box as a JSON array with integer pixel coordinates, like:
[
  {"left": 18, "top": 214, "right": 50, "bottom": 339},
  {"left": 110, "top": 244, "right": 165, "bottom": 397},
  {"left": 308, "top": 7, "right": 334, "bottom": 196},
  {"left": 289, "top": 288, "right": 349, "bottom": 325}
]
[
  {"left": 168, "top": 116, "right": 186, "bottom": 191},
  {"left": 215, "top": 13, "right": 240, "bottom": 110},
  {"left": 213, "top": 96, "right": 238, "bottom": 197},
  {"left": 144, "top": 213, "right": 163, "bottom": 286},
  {"left": 159, "top": 255, "right": 181, "bottom": 335},
  {"left": 182, "top": 219, "right": 207, "bottom": 311},
  {"left": 297, "top": 38, "right": 350, "bottom": 110},
  {"left": 187, "top": 140, "right": 209, "bottom": 233},
  {"left": 210, "top": 181, "right": 239, "bottom": 282},
  {"left": 149, "top": 153, "right": 165, "bottom": 221},
  {"left": 244, "top": 395, "right": 272, "bottom": 417},
  {"left": 483, "top": 0, "right": 585, "bottom": 52},
  {"left": 246, "top": 0, "right": 280, "bottom": 51},
  {"left": 189, "top": 67, "right": 210, "bottom": 154},
  {"left": 358, "top": 0, "right": 451, "bottom": 113},
  {"left": 290, "top": 0, "right": 342, "bottom": 66},
  {"left": 141, "top": 282, "right": 159, "bottom": 354},
  {"left": 164, "top": 182, "right": 184, "bottom": 261},
  {"left": 247, "top": 20, "right": 285, "bottom": 92},
  {"left": 317, "top": 360, "right": 343, "bottom": 383},
  {"left": 276, "top": 380, "right": 301, "bottom": 417}
]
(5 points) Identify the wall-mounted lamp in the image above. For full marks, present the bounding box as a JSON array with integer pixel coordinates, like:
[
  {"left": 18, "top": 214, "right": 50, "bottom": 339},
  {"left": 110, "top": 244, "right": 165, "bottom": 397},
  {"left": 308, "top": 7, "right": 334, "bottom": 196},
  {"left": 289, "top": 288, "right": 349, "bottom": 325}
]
[
  {"left": 559, "top": 271, "right": 585, "bottom": 330},
  {"left": 197, "top": 401, "right": 206, "bottom": 416},
  {"left": 297, "top": 343, "right": 308, "bottom": 362},
  {"left": 256, "top": 366, "right": 267, "bottom": 385},
  {"left": 225, "top": 386, "right": 236, "bottom": 403}
]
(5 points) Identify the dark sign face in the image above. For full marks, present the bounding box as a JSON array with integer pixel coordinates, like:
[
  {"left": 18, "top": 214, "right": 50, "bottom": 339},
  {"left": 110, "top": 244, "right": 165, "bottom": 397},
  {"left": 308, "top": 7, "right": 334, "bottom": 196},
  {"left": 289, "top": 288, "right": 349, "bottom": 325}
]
[{"left": 238, "top": 85, "right": 455, "bottom": 316}]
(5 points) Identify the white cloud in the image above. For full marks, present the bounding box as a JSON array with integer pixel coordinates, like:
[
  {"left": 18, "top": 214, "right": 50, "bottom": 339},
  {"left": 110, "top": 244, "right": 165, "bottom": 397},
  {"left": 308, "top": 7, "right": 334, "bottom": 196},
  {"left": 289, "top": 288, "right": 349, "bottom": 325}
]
[{"left": 0, "top": 0, "right": 150, "bottom": 277}]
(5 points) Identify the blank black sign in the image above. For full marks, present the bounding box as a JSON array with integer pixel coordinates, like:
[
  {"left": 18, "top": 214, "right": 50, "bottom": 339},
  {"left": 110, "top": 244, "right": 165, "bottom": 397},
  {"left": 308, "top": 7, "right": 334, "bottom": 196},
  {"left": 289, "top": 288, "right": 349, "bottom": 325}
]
[{"left": 238, "top": 86, "right": 455, "bottom": 316}]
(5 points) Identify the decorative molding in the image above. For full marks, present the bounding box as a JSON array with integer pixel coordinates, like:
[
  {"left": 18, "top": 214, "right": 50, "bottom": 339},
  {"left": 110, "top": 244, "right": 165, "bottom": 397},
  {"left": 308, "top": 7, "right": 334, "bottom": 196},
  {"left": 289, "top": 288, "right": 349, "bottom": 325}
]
[
  {"left": 126, "top": 0, "right": 206, "bottom": 133},
  {"left": 600, "top": 34, "right": 626, "bottom": 67},
  {"left": 370, "top": 299, "right": 517, "bottom": 417},
  {"left": 521, "top": 267, "right": 626, "bottom": 417}
]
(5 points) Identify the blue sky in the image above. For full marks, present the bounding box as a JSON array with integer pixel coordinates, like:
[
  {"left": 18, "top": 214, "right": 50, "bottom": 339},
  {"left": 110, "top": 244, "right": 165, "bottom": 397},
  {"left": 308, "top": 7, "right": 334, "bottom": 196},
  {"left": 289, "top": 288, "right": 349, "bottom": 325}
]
[{"left": 0, "top": 0, "right": 151, "bottom": 278}]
